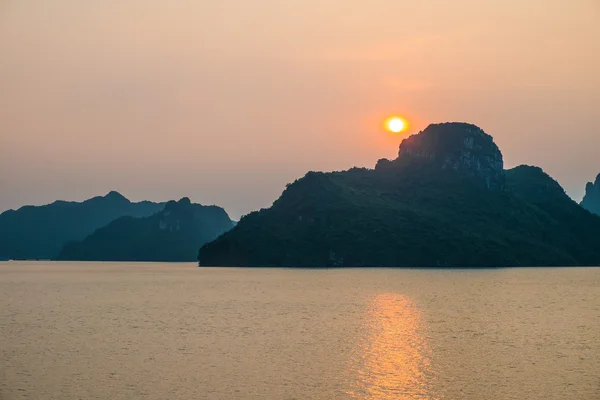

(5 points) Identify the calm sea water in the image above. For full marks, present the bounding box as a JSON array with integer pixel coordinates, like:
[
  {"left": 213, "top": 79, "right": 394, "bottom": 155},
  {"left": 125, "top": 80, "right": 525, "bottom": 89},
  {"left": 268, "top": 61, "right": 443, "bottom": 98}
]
[{"left": 1, "top": 262, "right": 599, "bottom": 399}]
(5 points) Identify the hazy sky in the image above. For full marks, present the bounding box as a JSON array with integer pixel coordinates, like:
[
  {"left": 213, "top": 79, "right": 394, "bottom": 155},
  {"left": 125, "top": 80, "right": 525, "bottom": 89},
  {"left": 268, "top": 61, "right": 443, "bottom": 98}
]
[{"left": 1, "top": 0, "right": 599, "bottom": 219}]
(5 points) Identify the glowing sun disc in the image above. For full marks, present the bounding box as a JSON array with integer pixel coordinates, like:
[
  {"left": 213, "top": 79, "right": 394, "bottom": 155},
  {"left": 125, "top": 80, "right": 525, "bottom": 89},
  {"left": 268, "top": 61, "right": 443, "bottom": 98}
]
[{"left": 385, "top": 116, "right": 407, "bottom": 133}]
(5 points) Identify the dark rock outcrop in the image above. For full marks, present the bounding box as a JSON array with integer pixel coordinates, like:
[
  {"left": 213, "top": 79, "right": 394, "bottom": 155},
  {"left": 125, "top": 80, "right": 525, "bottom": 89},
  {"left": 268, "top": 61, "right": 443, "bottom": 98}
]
[
  {"left": 0, "top": 192, "right": 164, "bottom": 260},
  {"left": 581, "top": 174, "right": 600, "bottom": 216},
  {"left": 57, "top": 198, "right": 234, "bottom": 262},
  {"left": 199, "top": 122, "right": 600, "bottom": 268},
  {"left": 394, "top": 122, "right": 504, "bottom": 189}
]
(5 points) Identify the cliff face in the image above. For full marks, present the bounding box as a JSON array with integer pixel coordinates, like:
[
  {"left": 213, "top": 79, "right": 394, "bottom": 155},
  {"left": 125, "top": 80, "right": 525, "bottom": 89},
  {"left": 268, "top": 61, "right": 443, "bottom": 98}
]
[
  {"left": 57, "top": 198, "right": 234, "bottom": 262},
  {"left": 199, "top": 122, "right": 600, "bottom": 268},
  {"left": 396, "top": 123, "right": 504, "bottom": 189},
  {"left": 0, "top": 192, "right": 164, "bottom": 260},
  {"left": 581, "top": 174, "right": 600, "bottom": 215}
]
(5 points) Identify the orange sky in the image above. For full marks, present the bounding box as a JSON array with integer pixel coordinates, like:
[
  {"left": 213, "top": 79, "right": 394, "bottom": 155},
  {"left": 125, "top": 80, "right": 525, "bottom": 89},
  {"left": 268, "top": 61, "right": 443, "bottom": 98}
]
[{"left": 1, "top": 0, "right": 599, "bottom": 218}]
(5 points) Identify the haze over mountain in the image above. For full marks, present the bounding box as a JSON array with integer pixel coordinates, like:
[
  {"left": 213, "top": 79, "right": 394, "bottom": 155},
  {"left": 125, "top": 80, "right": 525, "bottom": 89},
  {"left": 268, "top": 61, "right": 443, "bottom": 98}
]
[
  {"left": 581, "top": 174, "right": 600, "bottom": 216},
  {"left": 1, "top": 1, "right": 599, "bottom": 219},
  {"left": 0, "top": 192, "right": 164, "bottom": 260},
  {"left": 57, "top": 198, "right": 233, "bottom": 262},
  {"left": 199, "top": 123, "right": 600, "bottom": 268}
]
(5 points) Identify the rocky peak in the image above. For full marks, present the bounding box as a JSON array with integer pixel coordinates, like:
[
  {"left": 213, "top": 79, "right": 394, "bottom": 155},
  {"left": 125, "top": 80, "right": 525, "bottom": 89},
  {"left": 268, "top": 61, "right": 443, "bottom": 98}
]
[
  {"left": 397, "top": 122, "right": 504, "bottom": 189},
  {"left": 591, "top": 173, "right": 600, "bottom": 189},
  {"left": 161, "top": 198, "right": 194, "bottom": 231},
  {"left": 104, "top": 191, "right": 128, "bottom": 202},
  {"left": 85, "top": 190, "right": 129, "bottom": 205},
  {"left": 581, "top": 173, "right": 600, "bottom": 215},
  {"left": 164, "top": 197, "right": 191, "bottom": 212}
]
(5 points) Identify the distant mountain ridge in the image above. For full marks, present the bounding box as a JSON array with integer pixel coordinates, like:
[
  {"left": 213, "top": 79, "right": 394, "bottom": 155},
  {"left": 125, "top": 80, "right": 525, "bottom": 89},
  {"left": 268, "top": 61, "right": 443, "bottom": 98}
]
[
  {"left": 581, "top": 173, "right": 600, "bottom": 216},
  {"left": 57, "top": 198, "right": 234, "bottom": 262},
  {"left": 0, "top": 192, "right": 165, "bottom": 260},
  {"left": 199, "top": 122, "right": 600, "bottom": 268}
]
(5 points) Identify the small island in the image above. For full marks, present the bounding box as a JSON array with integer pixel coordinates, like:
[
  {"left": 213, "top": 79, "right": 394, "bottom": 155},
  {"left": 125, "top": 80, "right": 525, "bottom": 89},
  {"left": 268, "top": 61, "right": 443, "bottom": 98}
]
[
  {"left": 0, "top": 191, "right": 164, "bottom": 260},
  {"left": 57, "top": 198, "right": 234, "bottom": 262}
]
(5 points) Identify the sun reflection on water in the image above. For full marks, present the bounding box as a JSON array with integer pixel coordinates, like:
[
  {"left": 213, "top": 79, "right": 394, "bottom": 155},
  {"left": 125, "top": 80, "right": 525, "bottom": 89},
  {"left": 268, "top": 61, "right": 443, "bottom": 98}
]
[{"left": 345, "top": 294, "right": 437, "bottom": 399}]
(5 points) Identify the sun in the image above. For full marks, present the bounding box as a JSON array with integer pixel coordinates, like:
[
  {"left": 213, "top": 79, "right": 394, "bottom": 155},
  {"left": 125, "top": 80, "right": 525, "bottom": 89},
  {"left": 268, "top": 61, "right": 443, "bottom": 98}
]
[{"left": 385, "top": 116, "right": 408, "bottom": 133}]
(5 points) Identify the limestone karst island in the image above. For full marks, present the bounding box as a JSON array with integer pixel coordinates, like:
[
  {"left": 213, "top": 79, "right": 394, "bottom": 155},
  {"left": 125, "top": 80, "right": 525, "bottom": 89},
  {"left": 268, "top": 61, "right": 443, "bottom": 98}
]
[{"left": 198, "top": 123, "right": 600, "bottom": 268}]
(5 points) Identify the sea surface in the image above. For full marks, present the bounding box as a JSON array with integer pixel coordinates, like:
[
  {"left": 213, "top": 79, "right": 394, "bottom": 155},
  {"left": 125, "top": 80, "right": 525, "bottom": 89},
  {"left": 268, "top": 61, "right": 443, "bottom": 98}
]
[{"left": 1, "top": 262, "right": 599, "bottom": 400}]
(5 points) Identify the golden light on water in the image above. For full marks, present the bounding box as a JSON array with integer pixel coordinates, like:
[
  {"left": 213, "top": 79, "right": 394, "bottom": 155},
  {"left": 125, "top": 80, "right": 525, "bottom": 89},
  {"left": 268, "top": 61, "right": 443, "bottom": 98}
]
[
  {"left": 345, "top": 294, "right": 437, "bottom": 399},
  {"left": 385, "top": 116, "right": 408, "bottom": 133}
]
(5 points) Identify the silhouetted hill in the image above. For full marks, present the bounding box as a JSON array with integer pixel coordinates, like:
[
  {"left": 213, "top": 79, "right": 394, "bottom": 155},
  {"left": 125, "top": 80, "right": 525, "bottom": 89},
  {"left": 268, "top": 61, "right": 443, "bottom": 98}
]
[
  {"left": 199, "top": 122, "right": 600, "bottom": 268},
  {"left": 581, "top": 173, "right": 600, "bottom": 216},
  {"left": 0, "top": 192, "right": 164, "bottom": 260},
  {"left": 57, "top": 198, "right": 234, "bottom": 262}
]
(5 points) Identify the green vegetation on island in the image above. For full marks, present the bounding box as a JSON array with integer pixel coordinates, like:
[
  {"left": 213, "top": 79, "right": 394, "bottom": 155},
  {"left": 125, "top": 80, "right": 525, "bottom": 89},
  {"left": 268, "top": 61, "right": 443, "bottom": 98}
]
[
  {"left": 198, "top": 123, "right": 600, "bottom": 268},
  {"left": 0, "top": 191, "right": 164, "bottom": 260},
  {"left": 57, "top": 198, "right": 234, "bottom": 262}
]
